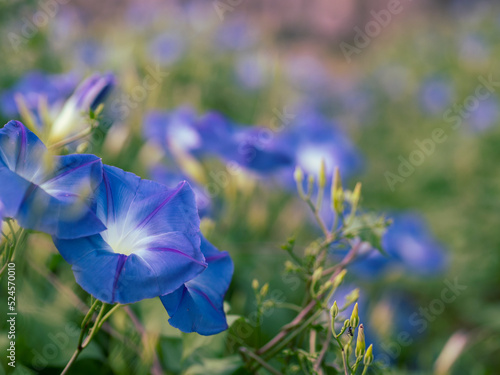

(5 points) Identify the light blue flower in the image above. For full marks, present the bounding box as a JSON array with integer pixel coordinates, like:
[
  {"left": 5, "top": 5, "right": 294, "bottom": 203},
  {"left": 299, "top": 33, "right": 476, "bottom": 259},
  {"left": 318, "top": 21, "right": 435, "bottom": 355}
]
[
  {"left": 0, "top": 121, "right": 105, "bottom": 238},
  {"left": 53, "top": 165, "right": 206, "bottom": 304},
  {"left": 161, "top": 235, "right": 233, "bottom": 335}
]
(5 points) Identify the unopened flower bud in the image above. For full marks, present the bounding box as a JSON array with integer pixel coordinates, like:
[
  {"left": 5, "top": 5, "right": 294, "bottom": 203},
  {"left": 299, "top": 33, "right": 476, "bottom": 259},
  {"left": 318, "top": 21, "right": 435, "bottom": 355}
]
[
  {"left": 294, "top": 166, "right": 304, "bottom": 185},
  {"left": 318, "top": 159, "right": 326, "bottom": 189},
  {"left": 330, "top": 301, "right": 339, "bottom": 320},
  {"left": 364, "top": 344, "right": 373, "bottom": 366},
  {"left": 312, "top": 267, "right": 323, "bottom": 285},
  {"left": 333, "top": 269, "right": 347, "bottom": 289},
  {"left": 252, "top": 279, "right": 259, "bottom": 291},
  {"left": 350, "top": 303, "right": 359, "bottom": 328},
  {"left": 355, "top": 324, "right": 365, "bottom": 358},
  {"left": 260, "top": 283, "right": 269, "bottom": 297},
  {"left": 331, "top": 167, "right": 343, "bottom": 212}
]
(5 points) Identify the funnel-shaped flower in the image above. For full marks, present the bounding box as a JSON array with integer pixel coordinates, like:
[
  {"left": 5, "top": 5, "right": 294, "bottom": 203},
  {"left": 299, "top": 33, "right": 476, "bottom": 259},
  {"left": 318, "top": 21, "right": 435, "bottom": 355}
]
[
  {"left": 49, "top": 73, "right": 115, "bottom": 142},
  {"left": 53, "top": 165, "right": 206, "bottom": 304},
  {"left": 160, "top": 236, "right": 233, "bottom": 335},
  {"left": 0, "top": 121, "right": 105, "bottom": 238}
]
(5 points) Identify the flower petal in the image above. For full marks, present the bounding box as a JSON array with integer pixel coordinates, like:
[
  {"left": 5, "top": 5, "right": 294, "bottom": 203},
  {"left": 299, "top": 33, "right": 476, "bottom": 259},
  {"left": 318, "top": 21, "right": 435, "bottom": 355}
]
[
  {"left": 160, "top": 236, "right": 233, "bottom": 335},
  {"left": 0, "top": 166, "right": 32, "bottom": 218},
  {"left": 0, "top": 120, "right": 47, "bottom": 181}
]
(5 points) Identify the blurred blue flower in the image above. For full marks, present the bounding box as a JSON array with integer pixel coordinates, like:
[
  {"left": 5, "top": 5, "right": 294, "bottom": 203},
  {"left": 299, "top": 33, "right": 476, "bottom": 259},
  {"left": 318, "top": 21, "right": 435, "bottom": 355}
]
[
  {"left": 231, "top": 126, "right": 294, "bottom": 175},
  {"left": 143, "top": 107, "right": 235, "bottom": 160},
  {"left": 50, "top": 73, "right": 115, "bottom": 142},
  {"left": 0, "top": 71, "right": 79, "bottom": 119},
  {"left": 468, "top": 96, "right": 499, "bottom": 132},
  {"left": 0, "top": 121, "right": 105, "bottom": 238},
  {"left": 234, "top": 54, "right": 269, "bottom": 90},
  {"left": 419, "top": 77, "right": 453, "bottom": 115},
  {"left": 148, "top": 32, "right": 185, "bottom": 66},
  {"left": 161, "top": 235, "right": 233, "bottom": 335},
  {"left": 213, "top": 19, "right": 257, "bottom": 51},
  {"left": 53, "top": 165, "right": 206, "bottom": 304},
  {"left": 150, "top": 165, "right": 212, "bottom": 217},
  {"left": 349, "top": 213, "right": 447, "bottom": 277},
  {"left": 276, "top": 112, "right": 363, "bottom": 188}
]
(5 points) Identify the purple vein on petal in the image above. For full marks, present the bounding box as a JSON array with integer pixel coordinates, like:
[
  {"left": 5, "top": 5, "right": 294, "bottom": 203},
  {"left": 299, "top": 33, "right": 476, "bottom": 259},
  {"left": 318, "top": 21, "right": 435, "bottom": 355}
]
[
  {"left": 147, "top": 247, "right": 207, "bottom": 267},
  {"left": 16, "top": 122, "right": 27, "bottom": 171},
  {"left": 134, "top": 181, "right": 186, "bottom": 231},
  {"left": 112, "top": 254, "right": 127, "bottom": 302},
  {"left": 205, "top": 252, "right": 229, "bottom": 263},
  {"left": 45, "top": 158, "right": 100, "bottom": 183},
  {"left": 103, "top": 171, "right": 114, "bottom": 224},
  {"left": 189, "top": 285, "right": 219, "bottom": 312}
]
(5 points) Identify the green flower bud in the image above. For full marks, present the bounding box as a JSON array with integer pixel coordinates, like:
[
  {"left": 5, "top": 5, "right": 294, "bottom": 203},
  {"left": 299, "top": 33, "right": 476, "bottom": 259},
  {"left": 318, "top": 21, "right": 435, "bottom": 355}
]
[
  {"left": 333, "top": 269, "right": 347, "bottom": 289},
  {"left": 355, "top": 324, "right": 365, "bottom": 358},
  {"left": 312, "top": 267, "right": 323, "bottom": 285},
  {"left": 252, "top": 279, "right": 259, "bottom": 291},
  {"left": 345, "top": 288, "right": 360, "bottom": 305},
  {"left": 350, "top": 303, "right": 359, "bottom": 328},
  {"left": 364, "top": 344, "right": 373, "bottom": 366},
  {"left": 318, "top": 159, "right": 326, "bottom": 189},
  {"left": 260, "top": 283, "right": 269, "bottom": 297},
  {"left": 330, "top": 301, "right": 339, "bottom": 320},
  {"left": 294, "top": 166, "right": 304, "bottom": 185},
  {"left": 331, "top": 167, "right": 343, "bottom": 212}
]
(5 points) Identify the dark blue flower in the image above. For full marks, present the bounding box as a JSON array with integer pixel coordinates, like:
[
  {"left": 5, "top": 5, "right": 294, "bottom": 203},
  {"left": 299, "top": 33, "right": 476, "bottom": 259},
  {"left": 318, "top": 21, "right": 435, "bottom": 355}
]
[
  {"left": 160, "top": 235, "right": 233, "bottom": 335},
  {"left": 0, "top": 121, "right": 105, "bottom": 238},
  {"left": 53, "top": 165, "right": 206, "bottom": 304},
  {"left": 350, "top": 212, "right": 447, "bottom": 277}
]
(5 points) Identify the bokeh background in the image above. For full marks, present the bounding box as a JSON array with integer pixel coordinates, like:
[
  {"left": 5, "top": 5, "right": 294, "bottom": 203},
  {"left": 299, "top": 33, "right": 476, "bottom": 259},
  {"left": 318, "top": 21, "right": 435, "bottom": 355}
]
[{"left": 1, "top": 0, "right": 500, "bottom": 374}]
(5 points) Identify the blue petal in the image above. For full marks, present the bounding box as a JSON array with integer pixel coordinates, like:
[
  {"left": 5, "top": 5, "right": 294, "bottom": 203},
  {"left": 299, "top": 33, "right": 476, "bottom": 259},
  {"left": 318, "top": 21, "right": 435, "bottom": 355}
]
[
  {"left": 54, "top": 235, "right": 120, "bottom": 302},
  {"left": 0, "top": 120, "right": 47, "bottom": 181},
  {"left": 53, "top": 165, "right": 206, "bottom": 304},
  {"left": 160, "top": 236, "right": 233, "bottom": 335},
  {"left": 0, "top": 166, "right": 32, "bottom": 218},
  {"left": 15, "top": 154, "right": 106, "bottom": 238}
]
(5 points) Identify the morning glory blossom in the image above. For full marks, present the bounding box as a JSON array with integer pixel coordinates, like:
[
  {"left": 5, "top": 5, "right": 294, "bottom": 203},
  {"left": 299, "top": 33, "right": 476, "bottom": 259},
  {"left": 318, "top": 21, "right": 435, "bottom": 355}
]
[
  {"left": 274, "top": 112, "right": 363, "bottom": 189},
  {"left": 0, "top": 121, "right": 105, "bottom": 238},
  {"left": 53, "top": 165, "right": 206, "bottom": 304},
  {"left": 160, "top": 235, "right": 233, "bottom": 335},
  {"left": 143, "top": 107, "right": 235, "bottom": 160},
  {"left": 0, "top": 71, "right": 79, "bottom": 120},
  {"left": 49, "top": 73, "right": 115, "bottom": 143}
]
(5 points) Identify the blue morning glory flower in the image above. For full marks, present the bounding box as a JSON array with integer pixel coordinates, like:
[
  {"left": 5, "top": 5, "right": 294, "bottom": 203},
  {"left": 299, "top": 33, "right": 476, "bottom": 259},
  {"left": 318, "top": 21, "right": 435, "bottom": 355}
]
[
  {"left": 231, "top": 126, "right": 294, "bottom": 175},
  {"left": 160, "top": 235, "right": 233, "bottom": 335},
  {"left": 143, "top": 107, "right": 236, "bottom": 160},
  {"left": 53, "top": 165, "right": 206, "bottom": 304},
  {"left": 49, "top": 73, "right": 115, "bottom": 143},
  {"left": 349, "top": 212, "right": 447, "bottom": 277},
  {"left": 0, "top": 71, "right": 79, "bottom": 119},
  {"left": 273, "top": 112, "right": 363, "bottom": 188},
  {"left": 0, "top": 121, "right": 105, "bottom": 238}
]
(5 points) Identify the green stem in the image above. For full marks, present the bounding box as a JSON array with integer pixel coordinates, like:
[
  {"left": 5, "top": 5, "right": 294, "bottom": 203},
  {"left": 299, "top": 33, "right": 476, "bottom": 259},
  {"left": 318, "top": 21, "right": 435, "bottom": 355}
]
[
  {"left": 361, "top": 364, "right": 370, "bottom": 375},
  {"left": 61, "top": 302, "right": 120, "bottom": 374},
  {"left": 0, "top": 227, "right": 27, "bottom": 277}
]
